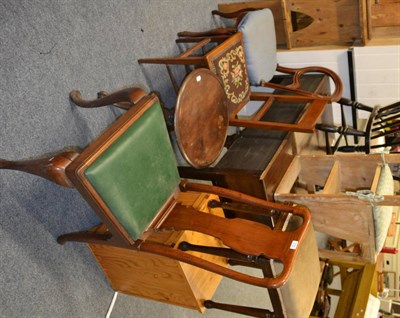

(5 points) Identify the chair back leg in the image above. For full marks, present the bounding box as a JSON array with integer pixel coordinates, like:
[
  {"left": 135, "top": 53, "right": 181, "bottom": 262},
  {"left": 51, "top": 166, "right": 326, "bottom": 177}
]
[
  {"left": 0, "top": 151, "right": 80, "bottom": 187},
  {"left": 57, "top": 230, "right": 113, "bottom": 245}
]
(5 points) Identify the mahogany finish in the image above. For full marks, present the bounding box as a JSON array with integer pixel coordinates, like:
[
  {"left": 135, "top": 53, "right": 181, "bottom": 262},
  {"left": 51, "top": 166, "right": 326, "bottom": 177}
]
[
  {"left": 179, "top": 74, "right": 330, "bottom": 200},
  {"left": 175, "top": 69, "right": 228, "bottom": 168},
  {"left": 0, "top": 151, "right": 79, "bottom": 188},
  {"left": 139, "top": 33, "right": 342, "bottom": 133},
  {"left": 69, "top": 87, "right": 147, "bottom": 110},
  {"left": 0, "top": 90, "right": 315, "bottom": 292}
]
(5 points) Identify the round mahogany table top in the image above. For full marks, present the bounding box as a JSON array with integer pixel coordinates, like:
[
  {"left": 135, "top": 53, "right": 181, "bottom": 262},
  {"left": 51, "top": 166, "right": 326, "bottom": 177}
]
[{"left": 175, "top": 68, "right": 228, "bottom": 169}]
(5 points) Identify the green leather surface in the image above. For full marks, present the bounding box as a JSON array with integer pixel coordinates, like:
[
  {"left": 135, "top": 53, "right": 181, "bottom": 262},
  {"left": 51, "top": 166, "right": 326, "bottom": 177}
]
[{"left": 84, "top": 102, "right": 180, "bottom": 240}]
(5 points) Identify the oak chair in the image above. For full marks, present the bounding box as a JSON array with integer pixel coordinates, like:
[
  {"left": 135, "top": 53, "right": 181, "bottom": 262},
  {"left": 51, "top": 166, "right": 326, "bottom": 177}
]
[
  {"left": 139, "top": 19, "right": 342, "bottom": 133},
  {"left": 316, "top": 98, "right": 400, "bottom": 154},
  {"left": 0, "top": 89, "right": 321, "bottom": 316}
]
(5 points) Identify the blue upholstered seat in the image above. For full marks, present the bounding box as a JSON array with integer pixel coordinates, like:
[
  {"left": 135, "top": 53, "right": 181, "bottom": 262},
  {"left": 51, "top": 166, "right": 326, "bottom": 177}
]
[{"left": 238, "top": 8, "right": 277, "bottom": 85}]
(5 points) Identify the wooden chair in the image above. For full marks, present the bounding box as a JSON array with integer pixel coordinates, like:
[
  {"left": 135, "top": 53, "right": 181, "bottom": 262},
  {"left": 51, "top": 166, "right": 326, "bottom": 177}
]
[
  {"left": 0, "top": 89, "right": 321, "bottom": 316},
  {"left": 139, "top": 21, "right": 342, "bottom": 133},
  {"left": 317, "top": 98, "right": 400, "bottom": 154},
  {"left": 201, "top": 213, "right": 321, "bottom": 317},
  {"left": 176, "top": 8, "right": 343, "bottom": 96}
]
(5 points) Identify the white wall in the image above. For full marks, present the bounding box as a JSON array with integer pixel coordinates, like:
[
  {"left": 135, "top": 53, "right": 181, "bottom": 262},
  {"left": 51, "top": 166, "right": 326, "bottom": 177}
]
[
  {"left": 353, "top": 45, "right": 400, "bottom": 118},
  {"left": 277, "top": 49, "right": 350, "bottom": 124},
  {"left": 277, "top": 46, "right": 400, "bottom": 123}
]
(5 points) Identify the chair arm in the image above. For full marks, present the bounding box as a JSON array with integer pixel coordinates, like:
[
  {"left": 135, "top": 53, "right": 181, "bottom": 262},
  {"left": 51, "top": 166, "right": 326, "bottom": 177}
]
[
  {"left": 274, "top": 65, "right": 343, "bottom": 102},
  {"left": 338, "top": 97, "right": 373, "bottom": 112},
  {"left": 178, "top": 180, "right": 312, "bottom": 289},
  {"left": 211, "top": 8, "right": 258, "bottom": 19},
  {"left": 69, "top": 87, "right": 147, "bottom": 110}
]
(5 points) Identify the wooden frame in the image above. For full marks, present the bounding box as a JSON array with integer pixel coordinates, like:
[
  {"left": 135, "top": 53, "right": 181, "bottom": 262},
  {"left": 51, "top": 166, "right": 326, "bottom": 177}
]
[
  {"left": 0, "top": 89, "right": 317, "bottom": 290},
  {"left": 275, "top": 153, "right": 400, "bottom": 263},
  {"left": 139, "top": 32, "right": 342, "bottom": 133}
]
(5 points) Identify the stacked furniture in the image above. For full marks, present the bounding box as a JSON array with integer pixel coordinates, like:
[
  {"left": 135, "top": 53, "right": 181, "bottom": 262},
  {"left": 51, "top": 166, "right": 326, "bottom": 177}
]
[{"left": 0, "top": 84, "right": 322, "bottom": 317}]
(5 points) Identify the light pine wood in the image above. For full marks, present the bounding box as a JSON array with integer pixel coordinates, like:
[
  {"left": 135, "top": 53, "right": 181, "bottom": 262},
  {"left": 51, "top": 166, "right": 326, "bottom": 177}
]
[
  {"left": 275, "top": 153, "right": 400, "bottom": 263},
  {"left": 322, "top": 161, "right": 341, "bottom": 194},
  {"left": 327, "top": 260, "right": 377, "bottom": 318},
  {"left": 218, "top": 0, "right": 400, "bottom": 48},
  {"left": 88, "top": 193, "right": 227, "bottom": 312}
]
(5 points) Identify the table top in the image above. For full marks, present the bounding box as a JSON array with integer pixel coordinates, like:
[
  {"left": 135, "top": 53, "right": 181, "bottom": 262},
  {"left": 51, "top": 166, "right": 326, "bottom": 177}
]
[{"left": 175, "top": 68, "right": 228, "bottom": 169}]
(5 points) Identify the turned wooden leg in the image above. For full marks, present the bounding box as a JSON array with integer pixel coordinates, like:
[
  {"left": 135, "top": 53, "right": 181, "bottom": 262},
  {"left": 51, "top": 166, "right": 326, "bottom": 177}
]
[
  {"left": 57, "top": 230, "right": 113, "bottom": 245},
  {"left": 69, "top": 87, "right": 147, "bottom": 110},
  {"left": 0, "top": 151, "right": 79, "bottom": 187},
  {"left": 178, "top": 241, "right": 255, "bottom": 263}
]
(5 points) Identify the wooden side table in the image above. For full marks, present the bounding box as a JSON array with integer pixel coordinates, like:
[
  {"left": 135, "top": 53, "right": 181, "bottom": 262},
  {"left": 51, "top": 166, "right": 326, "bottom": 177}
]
[
  {"left": 179, "top": 74, "right": 330, "bottom": 200},
  {"left": 175, "top": 68, "right": 228, "bottom": 169},
  {"left": 86, "top": 192, "right": 227, "bottom": 312}
]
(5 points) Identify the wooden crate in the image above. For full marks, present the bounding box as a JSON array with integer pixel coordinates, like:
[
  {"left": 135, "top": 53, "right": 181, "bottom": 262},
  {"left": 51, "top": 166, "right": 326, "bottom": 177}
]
[
  {"left": 87, "top": 192, "right": 227, "bottom": 312},
  {"left": 275, "top": 153, "right": 400, "bottom": 263}
]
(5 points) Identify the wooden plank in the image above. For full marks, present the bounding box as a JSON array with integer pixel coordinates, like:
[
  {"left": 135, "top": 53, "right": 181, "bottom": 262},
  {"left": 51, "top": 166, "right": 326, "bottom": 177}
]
[
  {"left": 322, "top": 161, "right": 341, "bottom": 194},
  {"left": 370, "top": 2, "right": 400, "bottom": 27},
  {"left": 280, "top": 0, "right": 292, "bottom": 49},
  {"left": 350, "top": 263, "right": 378, "bottom": 317},
  {"left": 274, "top": 155, "right": 301, "bottom": 195},
  {"left": 334, "top": 270, "right": 360, "bottom": 318},
  {"left": 370, "top": 165, "right": 382, "bottom": 193},
  {"left": 261, "top": 138, "right": 293, "bottom": 200}
]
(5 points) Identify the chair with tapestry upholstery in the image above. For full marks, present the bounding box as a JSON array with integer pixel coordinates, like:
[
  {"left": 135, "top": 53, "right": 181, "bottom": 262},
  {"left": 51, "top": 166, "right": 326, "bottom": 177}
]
[
  {"left": 0, "top": 87, "right": 322, "bottom": 317},
  {"left": 176, "top": 9, "right": 343, "bottom": 99},
  {"left": 139, "top": 12, "right": 342, "bottom": 133}
]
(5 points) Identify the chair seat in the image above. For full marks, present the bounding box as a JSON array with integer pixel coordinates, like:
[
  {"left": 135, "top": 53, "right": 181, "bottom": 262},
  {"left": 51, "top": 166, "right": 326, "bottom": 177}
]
[
  {"left": 275, "top": 222, "right": 320, "bottom": 317},
  {"left": 81, "top": 101, "right": 181, "bottom": 241}
]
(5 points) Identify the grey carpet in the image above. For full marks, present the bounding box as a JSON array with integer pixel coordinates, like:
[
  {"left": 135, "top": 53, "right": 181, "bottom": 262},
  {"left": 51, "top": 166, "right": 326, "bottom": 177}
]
[{"left": 0, "top": 1, "right": 274, "bottom": 317}]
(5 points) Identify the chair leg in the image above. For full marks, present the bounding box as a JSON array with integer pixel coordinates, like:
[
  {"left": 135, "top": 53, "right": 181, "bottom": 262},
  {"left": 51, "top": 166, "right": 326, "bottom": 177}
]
[
  {"left": 69, "top": 87, "right": 147, "bottom": 110},
  {"left": 204, "top": 300, "right": 275, "bottom": 318},
  {"left": 178, "top": 241, "right": 258, "bottom": 263},
  {"left": 0, "top": 151, "right": 79, "bottom": 187},
  {"left": 57, "top": 230, "right": 112, "bottom": 245}
]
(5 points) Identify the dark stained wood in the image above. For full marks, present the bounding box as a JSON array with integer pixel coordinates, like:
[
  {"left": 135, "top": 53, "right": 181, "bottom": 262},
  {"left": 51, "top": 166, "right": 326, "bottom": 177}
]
[
  {"left": 70, "top": 87, "right": 147, "bottom": 110},
  {"left": 179, "top": 74, "right": 330, "bottom": 199},
  {"left": 0, "top": 151, "right": 79, "bottom": 187},
  {"left": 317, "top": 99, "right": 400, "bottom": 154},
  {"left": 175, "top": 69, "right": 228, "bottom": 168},
  {"left": 0, "top": 89, "right": 318, "bottom": 292},
  {"left": 139, "top": 32, "right": 342, "bottom": 134},
  {"left": 204, "top": 300, "right": 275, "bottom": 318}
]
